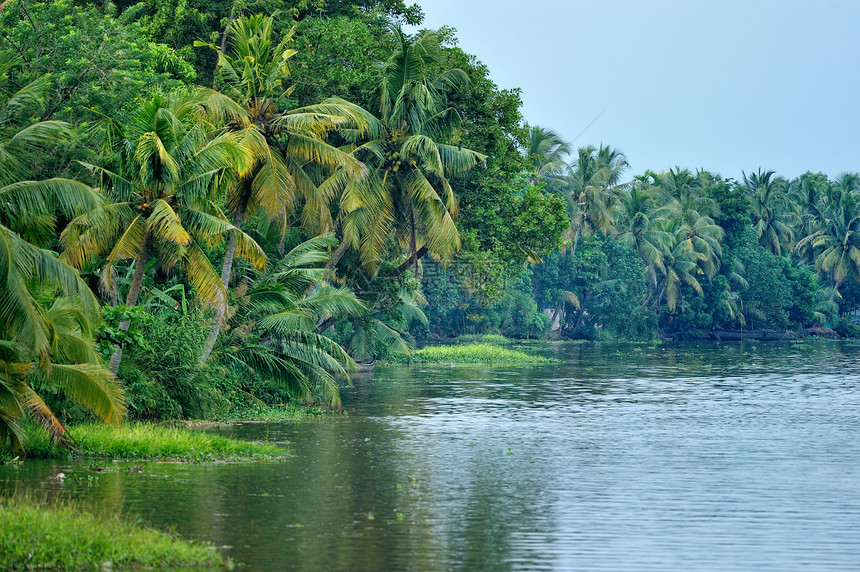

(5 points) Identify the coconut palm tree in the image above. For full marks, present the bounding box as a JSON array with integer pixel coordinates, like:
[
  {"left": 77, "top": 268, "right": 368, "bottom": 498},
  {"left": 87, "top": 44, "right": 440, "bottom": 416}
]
[
  {"left": 652, "top": 218, "right": 708, "bottom": 312},
  {"left": 614, "top": 183, "right": 671, "bottom": 291},
  {"left": 525, "top": 124, "right": 570, "bottom": 192},
  {"left": 743, "top": 169, "right": 796, "bottom": 256},
  {"left": 196, "top": 13, "right": 370, "bottom": 361},
  {"left": 0, "top": 55, "right": 125, "bottom": 449},
  {"left": 0, "top": 226, "right": 127, "bottom": 450},
  {"left": 0, "top": 52, "right": 102, "bottom": 245},
  {"left": 335, "top": 26, "right": 486, "bottom": 275},
  {"left": 216, "top": 235, "right": 365, "bottom": 406},
  {"left": 795, "top": 185, "right": 860, "bottom": 298},
  {"left": 61, "top": 90, "right": 257, "bottom": 373},
  {"left": 565, "top": 144, "right": 628, "bottom": 255}
]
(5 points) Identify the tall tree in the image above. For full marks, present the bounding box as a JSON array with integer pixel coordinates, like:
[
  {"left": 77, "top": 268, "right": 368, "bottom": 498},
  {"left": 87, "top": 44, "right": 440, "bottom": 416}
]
[
  {"left": 0, "top": 54, "right": 125, "bottom": 449},
  {"left": 795, "top": 179, "right": 860, "bottom": 299},
  {"left": 525, "top": 124, "right": 570, "bottom": 192},
  {"left": 565, "top": 144, "right": 628, "bottom": 254},
  {"left": 743, "top": 168, "right": 796, "bottom": 256},
  {"left": 196, "top": 13, "right": 368, "bottom": 362},
  {"left": 335, "top": 26, "right": 485, "bottom": 275},
  {"left": 61, "top": 90, "right": 258, "bottom": 373}
]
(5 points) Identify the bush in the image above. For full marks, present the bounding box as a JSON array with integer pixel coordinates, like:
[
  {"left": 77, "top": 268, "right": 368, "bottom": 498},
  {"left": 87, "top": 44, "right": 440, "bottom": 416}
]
[{"left": 833, "top": 318, "right": 860, "bottom": 338}]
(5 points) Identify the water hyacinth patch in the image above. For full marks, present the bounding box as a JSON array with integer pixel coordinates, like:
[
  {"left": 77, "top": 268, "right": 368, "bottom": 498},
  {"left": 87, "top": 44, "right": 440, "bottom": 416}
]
[{"left": 392, "top": 343, "right": 558, "bottom": 365}]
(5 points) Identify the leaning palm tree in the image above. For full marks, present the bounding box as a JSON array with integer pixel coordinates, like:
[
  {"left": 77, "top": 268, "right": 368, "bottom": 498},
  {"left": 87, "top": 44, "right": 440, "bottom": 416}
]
[
  {"left": 196, "top": 13, "right": 370, "bottom": 361},
  {"left": 0, "top": 229, "right": 127, "bottom": 450},
  {"left": 335, "top": 26, "right": 486, "bottom": 275},
  {"left": 61, "top": 90, "right": 259, "bottom": 373},
  {"left": 0, "top": 55, "right": 125, "bottom": 449}
]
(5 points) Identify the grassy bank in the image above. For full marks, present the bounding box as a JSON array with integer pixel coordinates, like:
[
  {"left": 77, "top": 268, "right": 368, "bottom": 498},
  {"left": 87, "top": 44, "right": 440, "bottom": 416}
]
[
  {"left": 0, "top": 495, "right": 228, "bottom": 570},
  {"left": 394, "top": 342, "right": 558, "bottom": 365},
  {"left": 23, "top": 422, "right": 287, "bottom": 462}
]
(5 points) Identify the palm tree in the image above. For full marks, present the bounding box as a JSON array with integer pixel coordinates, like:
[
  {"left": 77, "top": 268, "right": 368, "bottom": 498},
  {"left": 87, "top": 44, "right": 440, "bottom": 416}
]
[
  {"left": 614, "top": 183, "right": 671, "bottom": 292},
  {"left": 216, "top": 235, "right": 365, "bottom": 406},
  {"left": 652, "top": 218, "right": 708, "bottom": 312},
  {"left": 61, "top": 90, "right": 257, "bottom": 373},
  {"left": 0, "top": 55, "right": 125, "bottom": 449},
  {"left": 795, "top": 185, "right": 860, "bottom": 299},
  {"left": 196, "top": 13, "right": 369, "bottom": 361},
  {"left": 335, "top": 26, "right": 486, "bottom": 275},
  {"left": 0, "top": 227, "right": 127, "bottom": 450},
  {"left": 565, "top": 144, "right": 628, "bottom": 255},
  {"left": 525, "top": 124, "right": 570, "bottom": 192},
  {"left": 743, "top": 169, "right": 796, "bottom": 256},
  {"left": 0, "top": 52, "right": 102, "bottom": 245}
]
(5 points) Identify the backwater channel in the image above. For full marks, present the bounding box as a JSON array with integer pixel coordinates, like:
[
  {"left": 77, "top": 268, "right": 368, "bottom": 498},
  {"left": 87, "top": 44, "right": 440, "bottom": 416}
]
[{"left": 2, "top": 341, "right": 860, "bottom": 570}]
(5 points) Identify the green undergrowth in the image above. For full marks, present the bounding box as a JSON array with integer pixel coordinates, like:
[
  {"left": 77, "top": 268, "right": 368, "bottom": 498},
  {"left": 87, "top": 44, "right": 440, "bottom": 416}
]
[
  {"left": 22, "top": 422, "right": 287, "bottom": 462},
  {"left": 394, "top": 342, "right": 558, "bottom": 365},
  {"left": 0, "top": 495, "right": 228, "bottom": 570}
]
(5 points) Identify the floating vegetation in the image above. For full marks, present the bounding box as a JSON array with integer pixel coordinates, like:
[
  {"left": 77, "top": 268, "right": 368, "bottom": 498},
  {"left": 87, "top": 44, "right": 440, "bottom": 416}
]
[{"left": 392, "top": 343, "right": 558, "bottom": 365}]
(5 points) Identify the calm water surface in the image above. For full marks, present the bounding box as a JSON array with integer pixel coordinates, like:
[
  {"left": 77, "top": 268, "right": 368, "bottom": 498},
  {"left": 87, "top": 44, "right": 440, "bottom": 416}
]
[{"left": 2, "top": 341, "right": 860, "bottom": 570}]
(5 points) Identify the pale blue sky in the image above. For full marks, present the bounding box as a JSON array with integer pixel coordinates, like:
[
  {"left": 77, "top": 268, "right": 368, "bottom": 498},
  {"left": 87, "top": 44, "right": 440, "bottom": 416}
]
[{"left": 407, "top": 0, "right": 860, "bottom": 181}]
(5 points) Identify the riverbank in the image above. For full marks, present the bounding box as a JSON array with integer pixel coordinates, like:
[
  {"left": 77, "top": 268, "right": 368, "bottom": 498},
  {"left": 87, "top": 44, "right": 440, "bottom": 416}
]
[
  {"left": 17, "top": 422, "right": 287, "bottom": 462},
  {"left": 0, "top": 495, "right": 229, "bottom": 570}
]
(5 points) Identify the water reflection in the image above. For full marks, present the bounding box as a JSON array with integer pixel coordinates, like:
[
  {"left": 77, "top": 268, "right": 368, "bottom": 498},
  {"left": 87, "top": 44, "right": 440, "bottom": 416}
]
[{"left": 2, "top": 341, "right": 859, "bottom": 570}]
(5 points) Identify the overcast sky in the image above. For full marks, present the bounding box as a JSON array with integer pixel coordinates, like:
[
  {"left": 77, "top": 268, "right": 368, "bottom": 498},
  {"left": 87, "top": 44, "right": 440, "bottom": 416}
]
[{"left": 406, "top": 0, "right": 860, "bottom": 181}]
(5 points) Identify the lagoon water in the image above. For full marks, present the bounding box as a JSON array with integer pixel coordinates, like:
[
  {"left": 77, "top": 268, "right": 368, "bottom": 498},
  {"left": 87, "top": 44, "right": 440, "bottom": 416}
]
[{"left": 2, "top": 341, "right": 860, "bottom": 570}]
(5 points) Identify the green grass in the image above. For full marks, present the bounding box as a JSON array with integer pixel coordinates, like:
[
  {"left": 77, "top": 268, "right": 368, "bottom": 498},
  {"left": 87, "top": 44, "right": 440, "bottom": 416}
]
[
  {"left": 208, "top": 404, "right": 346, "bottom": 423},
  {"left": 23, "top": 422, "right": 287, "bottom": 462},
  {"left": 395, "top": 342, "right": 558, "bottom": 365},
  {"left": 0, "top": 495, "right": 228, "bottom": 570}
]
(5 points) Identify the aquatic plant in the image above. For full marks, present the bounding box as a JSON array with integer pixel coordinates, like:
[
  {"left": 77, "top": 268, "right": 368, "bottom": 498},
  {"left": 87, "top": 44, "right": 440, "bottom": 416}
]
[{"left": 392, "top": 342, "right": 556, "bottom": 365}]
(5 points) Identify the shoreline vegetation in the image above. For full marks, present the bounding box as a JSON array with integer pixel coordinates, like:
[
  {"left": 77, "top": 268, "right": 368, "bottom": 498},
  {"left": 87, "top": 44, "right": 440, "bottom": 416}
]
[
  {"left": 18, "top": 422, "right": 287, "bottom": 462},
  {"left": 1, "top": 0, "right": 859, "bottom": 459},
  {"left": 0, "top": 0, "right": 859, "bottom": 567},
  {"left": 0, "top": 495, "right": 230, "bottom": 570}
]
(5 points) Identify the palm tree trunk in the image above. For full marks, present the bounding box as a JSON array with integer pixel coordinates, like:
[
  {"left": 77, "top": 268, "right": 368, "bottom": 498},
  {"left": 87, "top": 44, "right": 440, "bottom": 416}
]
[
  {"left": 409, "top": 205, "right": 418, "bottom": 273},
  {"left": 391, "top": 246, "right": 428, "bottom": 279},
  {"left": 829, "top": 276, "right": 842, "bottom": 303},
  {"left": 200, "top": 203, "right": 247, "bottom": 363},
  {"left": 326, "top": 239, "right": 350, "bottom": 272},
  {"left": 214, "top": 3, "right": 238, "bottom": 82},
  {"left": 571, "top": 225, "right": 581, "bottom": 257},
  {"left": 109, "top": 235, "right": 149, "bottom": 374}
]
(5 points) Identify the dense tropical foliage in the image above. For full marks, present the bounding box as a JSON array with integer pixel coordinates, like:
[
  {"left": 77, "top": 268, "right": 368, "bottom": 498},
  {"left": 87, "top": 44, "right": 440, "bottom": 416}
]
[{"left": 0, "top": 0, "right": 858, "bottom": 454}]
